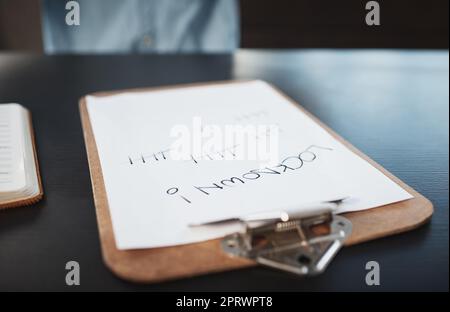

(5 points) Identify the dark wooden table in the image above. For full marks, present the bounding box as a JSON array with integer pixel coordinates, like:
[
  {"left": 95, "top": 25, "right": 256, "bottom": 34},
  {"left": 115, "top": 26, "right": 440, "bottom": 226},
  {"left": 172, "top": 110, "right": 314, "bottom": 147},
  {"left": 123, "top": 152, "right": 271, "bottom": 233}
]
[{"left": 0, "top": 50, "right": 448, "bottom": 291}]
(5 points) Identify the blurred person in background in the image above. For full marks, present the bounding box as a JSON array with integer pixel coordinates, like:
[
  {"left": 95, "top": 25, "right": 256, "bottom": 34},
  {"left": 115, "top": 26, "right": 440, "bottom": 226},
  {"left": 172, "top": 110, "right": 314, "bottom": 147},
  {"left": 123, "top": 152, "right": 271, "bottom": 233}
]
[{"left": 41, "top": 0, "right": 239, "bottom": 54}]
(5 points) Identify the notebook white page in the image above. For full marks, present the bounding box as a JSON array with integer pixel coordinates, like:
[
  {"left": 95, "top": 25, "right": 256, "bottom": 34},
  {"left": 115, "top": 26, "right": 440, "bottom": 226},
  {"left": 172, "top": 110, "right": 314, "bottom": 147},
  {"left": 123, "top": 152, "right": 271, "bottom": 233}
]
[
  {"left": 0, "top": 104, "right": 40, "bottom": 204},
  {"left": 86, "top": 81, "right": 412, "bottom": 250}
]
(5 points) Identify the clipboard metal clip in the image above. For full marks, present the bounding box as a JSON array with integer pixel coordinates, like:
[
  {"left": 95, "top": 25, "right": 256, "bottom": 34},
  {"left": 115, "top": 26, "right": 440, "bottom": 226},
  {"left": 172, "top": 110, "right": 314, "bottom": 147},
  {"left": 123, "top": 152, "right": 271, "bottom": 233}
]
[{"left": 221, "top": 211, "right": 352, "bottom": 276}]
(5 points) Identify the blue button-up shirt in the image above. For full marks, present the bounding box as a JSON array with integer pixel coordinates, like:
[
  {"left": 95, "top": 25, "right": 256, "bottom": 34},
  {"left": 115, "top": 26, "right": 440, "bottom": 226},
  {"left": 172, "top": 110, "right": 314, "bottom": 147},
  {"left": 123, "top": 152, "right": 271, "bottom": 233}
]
[{"left": 41, "top": 0, "right": 239, "bottom": 54}]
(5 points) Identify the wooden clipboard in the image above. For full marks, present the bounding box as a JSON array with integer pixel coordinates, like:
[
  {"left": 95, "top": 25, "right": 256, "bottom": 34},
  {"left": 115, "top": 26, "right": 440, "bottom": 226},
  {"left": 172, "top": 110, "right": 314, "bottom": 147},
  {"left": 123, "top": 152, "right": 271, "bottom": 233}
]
[{"left": 79, "top": 80, "right": 433, "bottom": 283}]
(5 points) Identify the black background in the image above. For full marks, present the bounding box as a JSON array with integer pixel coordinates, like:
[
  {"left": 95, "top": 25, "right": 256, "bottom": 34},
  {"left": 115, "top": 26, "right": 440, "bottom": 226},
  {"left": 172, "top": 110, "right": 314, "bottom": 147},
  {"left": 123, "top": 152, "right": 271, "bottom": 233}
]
[{"left": 240, "top": 0, "right": 449, "bottom": 49}]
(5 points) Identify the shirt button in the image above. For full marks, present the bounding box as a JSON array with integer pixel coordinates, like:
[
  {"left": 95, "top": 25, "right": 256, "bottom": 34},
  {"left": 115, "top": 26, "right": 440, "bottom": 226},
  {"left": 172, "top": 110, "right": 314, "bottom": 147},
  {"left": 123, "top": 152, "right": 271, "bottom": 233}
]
[{"left": 142, "top": 35, "right": 153, "bottom": 47}]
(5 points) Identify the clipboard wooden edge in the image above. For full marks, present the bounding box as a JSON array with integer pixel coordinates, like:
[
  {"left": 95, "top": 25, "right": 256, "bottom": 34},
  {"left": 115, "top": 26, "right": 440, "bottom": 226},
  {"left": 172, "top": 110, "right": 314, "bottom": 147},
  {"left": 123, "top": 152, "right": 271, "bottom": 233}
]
[
  {"left": 79, "top": 80, "right": 433, "bottom": 283},
  {"left": 0, "top": 109, "right": 44, "bottom": 210}
]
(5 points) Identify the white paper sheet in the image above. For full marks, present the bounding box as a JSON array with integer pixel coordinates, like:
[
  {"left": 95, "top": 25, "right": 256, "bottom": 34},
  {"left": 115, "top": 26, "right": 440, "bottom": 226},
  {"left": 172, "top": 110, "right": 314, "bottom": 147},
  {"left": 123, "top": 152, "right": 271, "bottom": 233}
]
[{"left": 86, "top": 80, "right": 412, "bottom": 250}]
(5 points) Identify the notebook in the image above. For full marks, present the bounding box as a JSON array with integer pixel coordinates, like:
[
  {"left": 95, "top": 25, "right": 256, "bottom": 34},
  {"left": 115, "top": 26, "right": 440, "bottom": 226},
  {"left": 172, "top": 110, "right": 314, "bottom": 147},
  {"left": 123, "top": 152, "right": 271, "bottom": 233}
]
[
  {"left": 0, "top": 104, "right": 43, "bottom": 209},
  {"left": 84, "top": 80, "right": 413, "bottom": 250}
]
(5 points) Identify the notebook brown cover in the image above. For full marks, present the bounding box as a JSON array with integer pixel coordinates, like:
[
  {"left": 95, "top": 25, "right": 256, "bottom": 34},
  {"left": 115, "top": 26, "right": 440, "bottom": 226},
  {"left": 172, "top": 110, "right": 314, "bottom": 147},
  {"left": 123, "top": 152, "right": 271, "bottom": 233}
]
[
  {"left": 0, "top": 110, "right": 44, "bottom": 209},
  {"left": 79, "top": 80, "right": 433, "bottom": 283}
]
